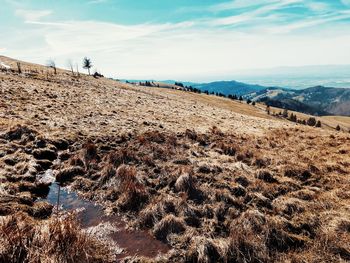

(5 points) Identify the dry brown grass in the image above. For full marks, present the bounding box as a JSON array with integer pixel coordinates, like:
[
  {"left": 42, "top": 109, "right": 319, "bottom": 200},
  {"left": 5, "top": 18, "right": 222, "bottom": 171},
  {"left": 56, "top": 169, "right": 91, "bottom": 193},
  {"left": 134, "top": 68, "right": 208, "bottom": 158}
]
[
  {"left": 50, "top": 126, "right": 348, "bottom": 262},
  {"left": 0, "top": 212, "right": 115, "bottom": 263},
  {"left": 1, "top": 56, "right": 350, "bottom": 262}
]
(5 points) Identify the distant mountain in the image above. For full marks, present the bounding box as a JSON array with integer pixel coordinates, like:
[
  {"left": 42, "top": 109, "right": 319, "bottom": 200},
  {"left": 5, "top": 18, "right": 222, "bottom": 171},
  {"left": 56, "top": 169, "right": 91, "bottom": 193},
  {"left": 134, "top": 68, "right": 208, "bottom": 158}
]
[
  {"left": 192, "top": 80, "right": 267, "bottom": 96},
  {"left": 258, "top": 97, "right": 330, "bottom": 116},
  {"left": 123, "top": 79, "right": 269, "bottom": 96},
  {"left": 246, "top": 86, "right": 350, "bottom": 116},
  {"left": 123, "top": 78, "right": 350, "bottom": 116},
  {"left": 295, "top": 86, "right": 350, "bottom": 116}
]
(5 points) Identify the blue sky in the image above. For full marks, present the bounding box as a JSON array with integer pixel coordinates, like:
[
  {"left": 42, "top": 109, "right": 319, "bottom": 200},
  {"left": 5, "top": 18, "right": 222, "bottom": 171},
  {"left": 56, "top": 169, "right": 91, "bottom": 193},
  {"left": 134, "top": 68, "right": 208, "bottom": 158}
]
[{"left": 1, "top": 0, "right": 350, "bottom": 81}]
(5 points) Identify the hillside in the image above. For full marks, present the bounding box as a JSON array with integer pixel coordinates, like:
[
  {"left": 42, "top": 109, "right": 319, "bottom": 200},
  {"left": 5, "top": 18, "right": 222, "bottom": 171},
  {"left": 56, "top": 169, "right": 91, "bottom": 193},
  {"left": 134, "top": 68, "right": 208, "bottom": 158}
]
[
  {"left": 0, "top": 56, "right": 350, "bottom": 263},
  {"left": 131, "top": 78, "right": 350, "bottom": 117},
  {"left": 247, "top": 86, "right": 350, "bottom": 116},
  {"left": 192, "top": 80, "right": 266, "bottom": 96}
]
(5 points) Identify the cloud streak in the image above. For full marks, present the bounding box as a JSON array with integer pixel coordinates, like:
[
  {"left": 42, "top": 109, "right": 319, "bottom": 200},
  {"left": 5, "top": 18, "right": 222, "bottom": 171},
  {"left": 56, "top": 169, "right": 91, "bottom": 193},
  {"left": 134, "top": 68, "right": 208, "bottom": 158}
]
[
  {"left": 15, "top": 9, "right": 52, "bottom": 22},
  {"left": 2, "top": 0, "right": 350, "bottom": 80}
]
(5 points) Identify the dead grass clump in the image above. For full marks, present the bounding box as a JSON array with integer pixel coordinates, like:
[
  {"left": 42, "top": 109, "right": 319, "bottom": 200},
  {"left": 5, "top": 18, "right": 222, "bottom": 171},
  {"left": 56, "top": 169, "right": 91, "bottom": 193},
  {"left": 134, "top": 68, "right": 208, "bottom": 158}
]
[
  {"left": 185, "top": 129, "right": 209, "bottom": 146},
  {"left": 175, "top": 199, "right": 202, "bottom": 228},
  {"left": 56, "top": 166, "right": 85, "bottom": 183},
  {"left": 153, "top": 214, "right": 186, "bottom": 242},
  {"left": 115, "top": 165, "right": 148, "bottom": 211},
  {"left": 83, "top": 142, "right": 99, "bottom": 169},
  {"left": 50, "top": 138, "right": 70, "bottom": 150},
  {"left": 210, "top": 126, "right": 224, "bottom": 136},
  {"left": 0, "top": 212, "right": 115, "bottom": 263},
  {"left": 108, "top": 148, "right": 138, "bottom": 166},
  {"left": 151, "top": 144, "right": 172, "bottom": 161},
  {"left": 140, "top": 155, "right": 156, "bottom": 167},
  {"left": 1, "top": 125, "right": 35, "bottom": 142},
  {"left": 313, "top": 217, "right": 350, "bottom": 261},
  {"left": 256, "top": 170, "right": 278, "bottom": 183},
  {"left": 174, "top": 170, "right": 204, "bottom": 202},
  {"left": 337, "top": 220, "right": 350, "bottom": 233},
  {"left": 266, "top": 225, "right": 307, "bottom": 253},
  {"left": 272, "top": 197, "right": 306, "bottom": 218},
  {"left": 138, "top": 195, "right": 178, "bottom": 228},
  {"left": 45, "top": 214, "right": 113, "bottom": 262},
  {"left": 229, "top": 209, "right": 270, "bottom": 263},
  {"left": 186, "top": 237, "right": 229, "bottom": 263},
  {"left": 17, "top": 181, "right": 50, "bottom": 197},
  {"left": 290, "top": 189, "right": 318, "bottom": 201},
  {"left": 69, "top": 155, "right": 85, "bottom": 167},
  {"left": 32, "top": 148, "right": 58, "bottom": 161},
  {"left": 284, "top": 168, "right": 312, "bottom": 182},
  {"left": 235, "top": 176, "right": 250, "bottom": 187},
  {"left": 216, "top": 142, "right": 237, "bottom": 156},
  {"left": 236, "top": 150, "right": 254, "bottom": 164},
  {"left": 83, "top": 142, "right": 98, "bottom": 160},
  {"left": 286, "top": 213, "right": 320, "bottom": 238},
  {"left": 214, "top": 189, "right": 241, "bottom": 209},
  {"left": 99, "top": 164, "right": 116, "bottom": 186},
  {"left": 138, "top": 131, "right": 166, "bottom": 144},
  {"left": 185, "top": 129, "right": 198, "bottom": 141},
  {"left": 0, "top": 213, "right": 35, "bottom": 262},
  {"left": 253, "top": 157, "right": 270, "bottom": 168},
  {"left": 28, "top": 201, "right": 53, "bottom": 219},
  {"left": 175, "top": 172, "right": 194, "bottom": 192}
]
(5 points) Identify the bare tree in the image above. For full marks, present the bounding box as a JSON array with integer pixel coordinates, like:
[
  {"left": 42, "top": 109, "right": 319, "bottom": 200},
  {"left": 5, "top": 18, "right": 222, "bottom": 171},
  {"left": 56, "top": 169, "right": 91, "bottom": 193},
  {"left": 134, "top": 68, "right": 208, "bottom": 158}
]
[
  {"left": 67, "top": 59, "right": 74, "bottom": 75},
  {"left": 82, "top": 57, "right": 92, "bottom": 75},
  {"left": 46, "top": 59, "right": 57, "bottom": 74},
  {"left": 16, "top": 62, "right": 22, "bottom": 74},
  {"left": 75, "top": 63, "right": 80, "bottom": 77}
]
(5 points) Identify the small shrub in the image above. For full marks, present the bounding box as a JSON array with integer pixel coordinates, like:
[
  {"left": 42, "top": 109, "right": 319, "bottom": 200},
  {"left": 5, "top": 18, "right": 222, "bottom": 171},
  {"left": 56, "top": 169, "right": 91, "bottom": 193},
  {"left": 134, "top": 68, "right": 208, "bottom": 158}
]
[{"left": 307, "top": 117, "right": 316, "bottom": 126}]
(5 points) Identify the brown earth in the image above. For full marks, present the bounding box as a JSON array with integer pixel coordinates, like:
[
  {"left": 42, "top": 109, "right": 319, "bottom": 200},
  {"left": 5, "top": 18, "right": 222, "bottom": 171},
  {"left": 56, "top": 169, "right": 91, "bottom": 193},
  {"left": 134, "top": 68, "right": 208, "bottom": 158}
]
[{"left": 0, "top": 56, "right": 349, "bottom": 262}]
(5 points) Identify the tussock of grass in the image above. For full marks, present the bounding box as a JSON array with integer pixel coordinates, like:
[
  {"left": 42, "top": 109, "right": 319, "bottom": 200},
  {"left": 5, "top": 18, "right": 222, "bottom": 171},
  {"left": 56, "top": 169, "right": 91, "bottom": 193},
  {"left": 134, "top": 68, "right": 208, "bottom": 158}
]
[
  {"left": 115, "top": 165, "right": 149, "bottom": 211},
  {"left": 0, "top": 212, "right": 115, "bottom": 263},
  {"left": 186, "top": 236, "right": 229, "bottom": 263},
  {"left": 4, "top": 125, "right": 348, "bottom": 262},
  {"left": 153, "top": 214, "right": 186, "bottom": 242}
]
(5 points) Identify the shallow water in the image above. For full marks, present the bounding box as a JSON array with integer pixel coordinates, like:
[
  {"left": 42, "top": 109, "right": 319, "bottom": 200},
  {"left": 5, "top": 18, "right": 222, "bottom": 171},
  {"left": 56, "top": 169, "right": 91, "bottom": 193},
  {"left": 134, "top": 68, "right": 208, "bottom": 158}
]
[{"left": 43, "top": 180, "right": 169, "bottom": 260}]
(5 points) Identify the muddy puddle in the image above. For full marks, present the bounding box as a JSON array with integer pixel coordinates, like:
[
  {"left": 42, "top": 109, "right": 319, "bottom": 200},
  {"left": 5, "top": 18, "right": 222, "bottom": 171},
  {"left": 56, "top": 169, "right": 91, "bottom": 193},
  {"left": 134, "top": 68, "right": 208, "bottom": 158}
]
[{"left": 39, "top": 170, "right": 169, "bottom": 260}]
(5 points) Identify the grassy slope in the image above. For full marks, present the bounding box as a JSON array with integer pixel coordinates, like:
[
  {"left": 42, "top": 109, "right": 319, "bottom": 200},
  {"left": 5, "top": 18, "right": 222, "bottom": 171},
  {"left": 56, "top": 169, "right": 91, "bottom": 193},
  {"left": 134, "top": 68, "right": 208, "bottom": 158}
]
[{"left": 1, "top": 56, "right": 350, "bottom": 262}]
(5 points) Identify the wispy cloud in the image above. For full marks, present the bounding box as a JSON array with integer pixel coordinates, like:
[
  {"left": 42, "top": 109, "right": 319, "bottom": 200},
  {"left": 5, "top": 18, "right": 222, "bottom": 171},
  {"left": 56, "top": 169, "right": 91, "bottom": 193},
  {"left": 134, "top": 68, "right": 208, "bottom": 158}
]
[
  {"left": 15, "top": 9, "right": 52, "bottom": 22},
  {"left": 2, "top": 0, "right": 350, "bottom": 80},
  {"left": 210, "top": 0, "right": 278, "bottom": 12},
  {"left": 266, "top": 11, "right": 350, "bottom": 34},
  {"left": 209, "top": 0, "right": 302, "bottom": 26},
  {"left": 88, "top": 0, "right": 108, "bottom": 4}
]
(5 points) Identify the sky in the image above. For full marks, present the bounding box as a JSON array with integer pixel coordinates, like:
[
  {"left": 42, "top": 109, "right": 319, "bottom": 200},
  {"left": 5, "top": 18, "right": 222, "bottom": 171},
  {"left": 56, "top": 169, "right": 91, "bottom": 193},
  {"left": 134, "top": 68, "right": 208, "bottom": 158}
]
[{"left": 1, "top": 0, "right": 350, "bottom": 82}]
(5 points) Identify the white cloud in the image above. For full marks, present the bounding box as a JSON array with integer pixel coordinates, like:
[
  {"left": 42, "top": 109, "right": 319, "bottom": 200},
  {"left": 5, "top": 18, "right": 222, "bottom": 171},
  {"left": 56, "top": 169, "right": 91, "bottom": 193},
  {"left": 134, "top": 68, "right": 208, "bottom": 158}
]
[
  {"left": 210, "top": 0, "right": 299, "bottom": 12},
  {"left": 306, "top": 2, "right": 330, "bottom": 12},
  {"left": 3, "top": 1, "right": 350, "bottom": 81},
  {"left": 15, "top": 9, "right": 52, "bottom": 22},
  {"left": 4, "top": 17, "right": 350, "bottom": 81},
  {"left": 88, "top": 0, "right": 108, "bottom": 4}
]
